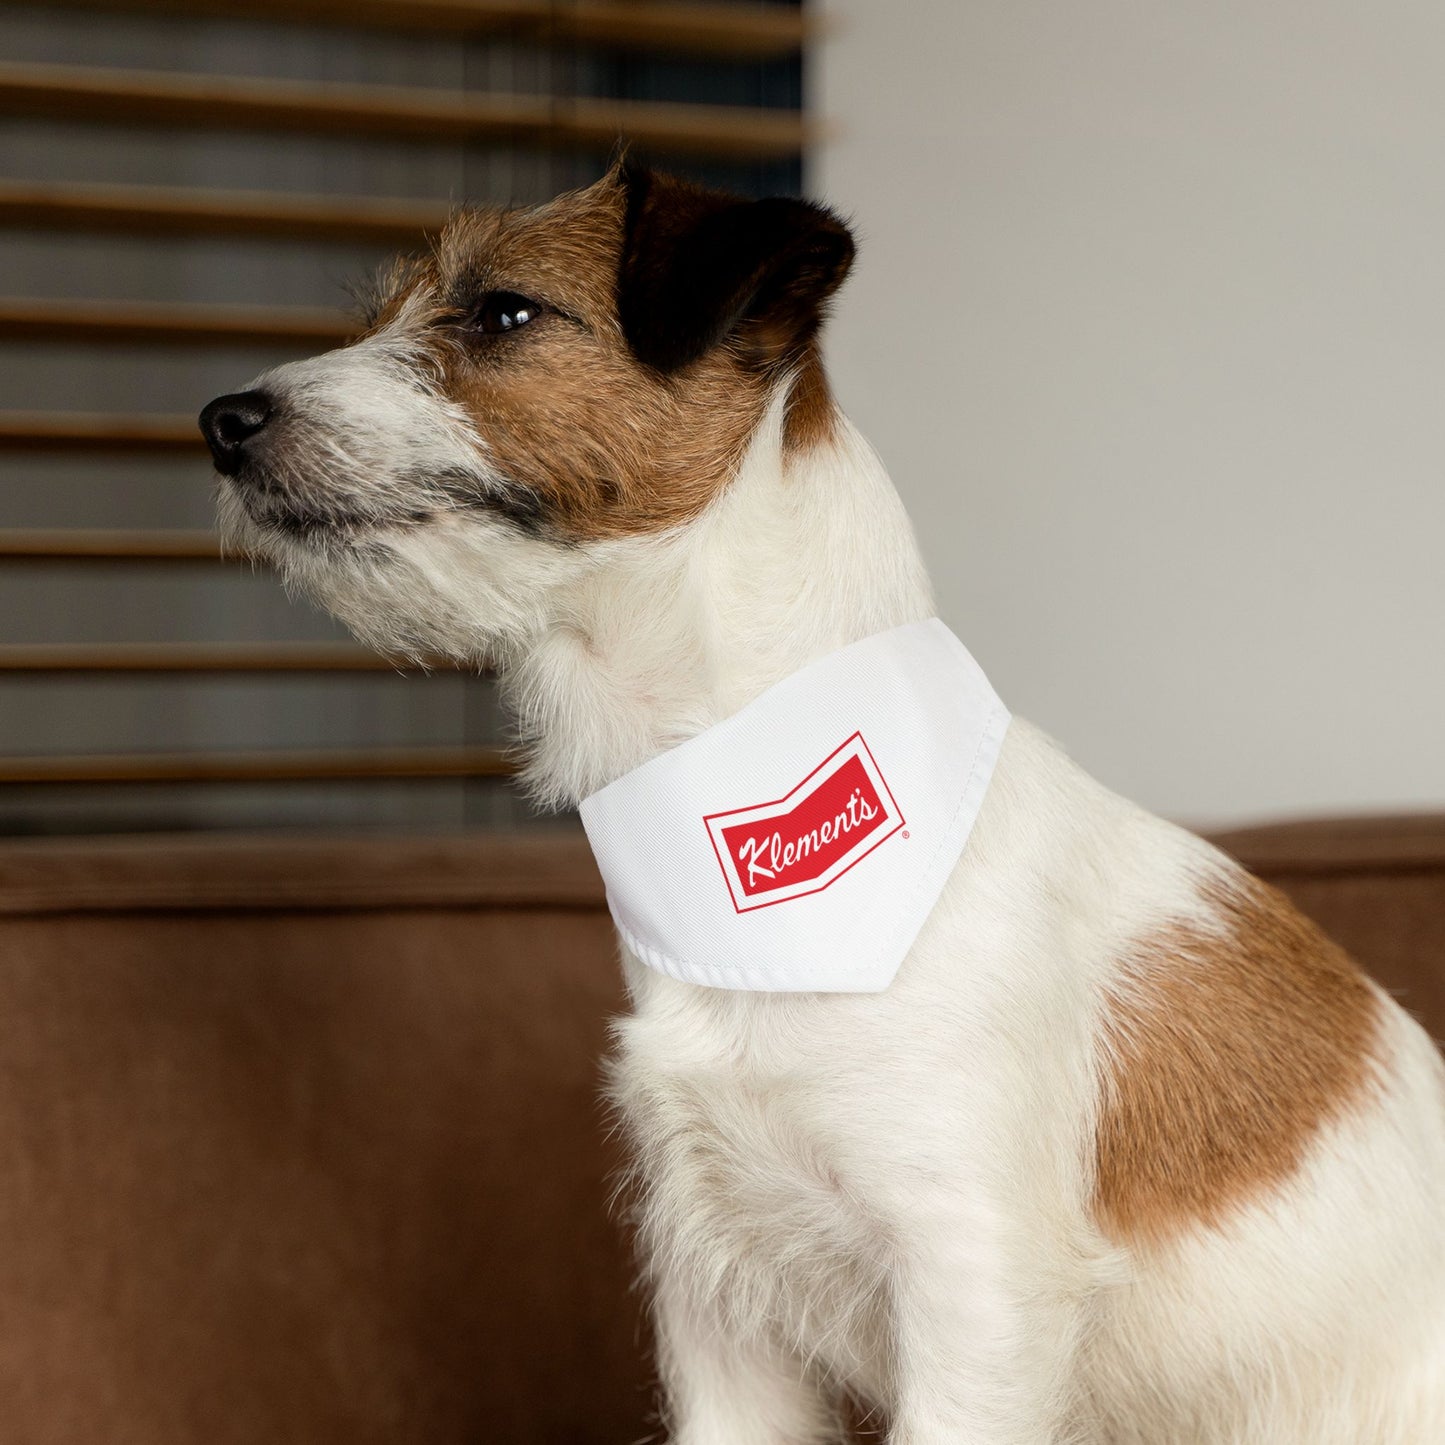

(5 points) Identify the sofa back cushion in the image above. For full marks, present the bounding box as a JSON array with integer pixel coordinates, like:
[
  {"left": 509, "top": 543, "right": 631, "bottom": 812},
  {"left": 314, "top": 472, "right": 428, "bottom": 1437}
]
[{"left": 0, "top": 818, "right": 1440, "bottom": 1442}]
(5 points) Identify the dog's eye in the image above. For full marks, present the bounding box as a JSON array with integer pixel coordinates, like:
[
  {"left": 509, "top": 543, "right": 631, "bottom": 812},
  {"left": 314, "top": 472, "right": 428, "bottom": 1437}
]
[{"left": 471, "top": 291, "right": 544, "bottom": 335}]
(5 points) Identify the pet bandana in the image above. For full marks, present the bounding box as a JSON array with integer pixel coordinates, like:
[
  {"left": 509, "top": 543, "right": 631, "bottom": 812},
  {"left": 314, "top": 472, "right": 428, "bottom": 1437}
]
[{"left": 578, "top": 619, "right": 1010, "bottom": 993}]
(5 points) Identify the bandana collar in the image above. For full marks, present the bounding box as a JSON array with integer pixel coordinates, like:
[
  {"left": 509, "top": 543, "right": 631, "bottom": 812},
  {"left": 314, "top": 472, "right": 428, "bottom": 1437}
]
[{"left": 579, "top": 619, "right": 1010, "bottom": 993}]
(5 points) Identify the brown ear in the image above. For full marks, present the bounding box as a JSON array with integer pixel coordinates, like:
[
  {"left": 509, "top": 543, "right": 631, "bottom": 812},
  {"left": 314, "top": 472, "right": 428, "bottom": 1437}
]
[{"left": 616, "top": 163, "right": 855, "bottom": 375}]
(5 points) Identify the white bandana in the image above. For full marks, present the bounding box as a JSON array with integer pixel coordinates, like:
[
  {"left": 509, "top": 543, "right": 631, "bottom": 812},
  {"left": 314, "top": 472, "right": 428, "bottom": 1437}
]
[{"left": 578, "top": 619, "right": 1010, "bottom": 993}]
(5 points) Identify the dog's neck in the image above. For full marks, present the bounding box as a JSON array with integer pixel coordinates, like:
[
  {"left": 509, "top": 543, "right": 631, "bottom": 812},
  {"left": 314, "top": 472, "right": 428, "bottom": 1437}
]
[{"left": 505, "top": 389, "right": 936, "bottom": 808}]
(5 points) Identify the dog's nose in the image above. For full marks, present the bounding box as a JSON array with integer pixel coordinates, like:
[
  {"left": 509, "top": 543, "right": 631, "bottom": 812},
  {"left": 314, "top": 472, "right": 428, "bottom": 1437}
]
[{"left": 199, "top": 390, "right": 273, "bottom": 475}]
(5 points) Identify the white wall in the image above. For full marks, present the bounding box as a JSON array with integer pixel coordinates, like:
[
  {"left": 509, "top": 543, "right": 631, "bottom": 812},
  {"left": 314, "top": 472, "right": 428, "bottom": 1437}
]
[{"left": 812, "top": 0, "right": 1445, "bottom": 827}]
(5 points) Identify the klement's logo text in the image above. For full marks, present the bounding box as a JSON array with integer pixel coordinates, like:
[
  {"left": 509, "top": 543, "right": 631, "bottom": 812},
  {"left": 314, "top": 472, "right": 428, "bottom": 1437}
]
[{"left": 703, "top": 734, "right": 905, "bottom": 913}]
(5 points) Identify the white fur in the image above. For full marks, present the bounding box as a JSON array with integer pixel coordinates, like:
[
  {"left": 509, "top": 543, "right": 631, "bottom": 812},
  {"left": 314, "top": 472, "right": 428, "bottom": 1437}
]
[{"left": 220, "top": 346, "right": 1445, "bottom": 1443}]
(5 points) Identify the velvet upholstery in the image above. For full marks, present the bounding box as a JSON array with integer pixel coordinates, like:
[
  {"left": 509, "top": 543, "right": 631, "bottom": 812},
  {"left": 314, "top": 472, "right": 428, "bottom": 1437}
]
[{"left": 0, "top": 818, "right": 1440, "bottom": 1442}]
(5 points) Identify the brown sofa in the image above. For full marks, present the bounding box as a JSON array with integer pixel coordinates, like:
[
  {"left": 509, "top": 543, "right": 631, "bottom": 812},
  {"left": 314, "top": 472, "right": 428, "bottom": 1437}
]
[{"left": 0, "top": 818, "right": 1441, "bottom": 1444}]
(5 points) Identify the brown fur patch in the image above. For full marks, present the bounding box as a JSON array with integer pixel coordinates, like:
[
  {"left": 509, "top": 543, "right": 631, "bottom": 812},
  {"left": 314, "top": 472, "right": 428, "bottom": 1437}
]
[
  {"left": 782, "top": 344, "right": 840, "bottom": 457},
  {"left": 1094, "top": 872, "right": 1382, "bottom": 1246},
  {"left": 367, "top": 176, "right": 784, "bottom": 541}
]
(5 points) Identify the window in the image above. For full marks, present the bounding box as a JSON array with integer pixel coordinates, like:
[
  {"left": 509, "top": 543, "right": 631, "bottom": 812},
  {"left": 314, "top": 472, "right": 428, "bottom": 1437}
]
[{"left": 0, "top": 0, "right": 807, "bottom": 834}]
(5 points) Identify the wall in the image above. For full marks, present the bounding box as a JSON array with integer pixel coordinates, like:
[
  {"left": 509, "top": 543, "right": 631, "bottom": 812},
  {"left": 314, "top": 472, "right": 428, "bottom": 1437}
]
[{"left": 812, "top": 0, "right": 1445, "bottom": 826}]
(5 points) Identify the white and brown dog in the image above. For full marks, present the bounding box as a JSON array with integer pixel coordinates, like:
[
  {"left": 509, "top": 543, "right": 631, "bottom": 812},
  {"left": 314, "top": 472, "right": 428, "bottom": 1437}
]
[{"left": 201, "top": 164, "right": 1445, "bottom": 1444}]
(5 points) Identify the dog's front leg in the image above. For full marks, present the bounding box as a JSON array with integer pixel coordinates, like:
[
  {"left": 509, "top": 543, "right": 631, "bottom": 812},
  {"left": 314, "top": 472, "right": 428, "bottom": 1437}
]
[
  {"left": 653, "top": 1276, "right": 840, "bottom": 1445},
  {"left": 885, "top": 1195, "right": 1090, "bottom": 1445}
]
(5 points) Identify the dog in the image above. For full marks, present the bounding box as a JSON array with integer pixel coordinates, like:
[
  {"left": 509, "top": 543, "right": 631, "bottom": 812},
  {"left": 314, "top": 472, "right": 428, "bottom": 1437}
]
[{"left": 201, "top": 162, "right": 1445, "bottom": 1443}]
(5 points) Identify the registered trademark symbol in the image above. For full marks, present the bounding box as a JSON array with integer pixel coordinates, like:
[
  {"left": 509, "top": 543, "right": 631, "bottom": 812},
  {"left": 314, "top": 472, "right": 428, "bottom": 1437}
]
[{"left": 902, "top": 830, "right": 910, "bottom": 839}]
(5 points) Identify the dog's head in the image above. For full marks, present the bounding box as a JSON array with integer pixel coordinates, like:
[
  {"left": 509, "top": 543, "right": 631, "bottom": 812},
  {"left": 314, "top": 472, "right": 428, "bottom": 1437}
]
[{"left": 200, "top": 163, "right": 854, "bottom": 662}]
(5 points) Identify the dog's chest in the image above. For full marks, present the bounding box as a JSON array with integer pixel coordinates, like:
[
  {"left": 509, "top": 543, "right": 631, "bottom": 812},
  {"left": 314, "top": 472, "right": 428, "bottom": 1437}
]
[{"left": 612, "top": 982, "right": 893, "bottom": 1389}]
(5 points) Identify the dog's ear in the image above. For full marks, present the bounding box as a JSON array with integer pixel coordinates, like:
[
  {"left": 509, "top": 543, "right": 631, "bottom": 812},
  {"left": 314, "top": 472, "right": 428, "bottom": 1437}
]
[{"left": 616, "top": 162, "right": 855, "bottom": 374}]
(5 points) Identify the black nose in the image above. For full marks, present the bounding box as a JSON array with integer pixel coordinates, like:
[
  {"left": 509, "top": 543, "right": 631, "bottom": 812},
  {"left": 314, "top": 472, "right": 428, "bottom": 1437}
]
[{"left": 199, "top": 390, "right": 273, "bottom": 476}]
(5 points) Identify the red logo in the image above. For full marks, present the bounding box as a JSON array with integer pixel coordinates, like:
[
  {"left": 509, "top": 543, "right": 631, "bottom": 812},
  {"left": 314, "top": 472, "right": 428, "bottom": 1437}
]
[{"left": 703, "top": 733, "right": 905, "bottom": 913}]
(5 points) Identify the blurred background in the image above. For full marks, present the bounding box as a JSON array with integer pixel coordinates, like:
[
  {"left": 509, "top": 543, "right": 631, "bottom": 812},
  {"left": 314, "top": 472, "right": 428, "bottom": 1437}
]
[
  {"left": 1, "top": 0, "right": 1440, "bottom": 838},
  {"left": 0, "top": 0, "right": 802, "bottom": 837}
]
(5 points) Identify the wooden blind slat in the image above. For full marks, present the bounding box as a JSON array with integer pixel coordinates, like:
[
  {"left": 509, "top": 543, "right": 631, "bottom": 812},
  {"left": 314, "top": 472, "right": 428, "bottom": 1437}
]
[
  {"left": 0, "top": 643, "right": 421, "bottom": 673},
  {"left": 0, "top": 410, "right": 205, "bottom": 447},
  {"left": 0, "top": 180, "right": 448, "bottom": 245},
  {"left": 28, "top": 0, "right": 810, "bottom": 59},
  {"left": 0, "top": 745, "right": 513, "bottom": 784},
  {"left": 0, "top": 413, "right": 204, "bottom": 452},
  {"left": 0, "top": 529, "right": 221, "bottom": 560},
  {"left": 0, "top": 297, "right": 353, "bottom": 348},
  {"left": 0, "top": 62, "right": 813, "bottom": 161},
  {"left": 546, "top": 0, "right": 811, "bottom": 58}
]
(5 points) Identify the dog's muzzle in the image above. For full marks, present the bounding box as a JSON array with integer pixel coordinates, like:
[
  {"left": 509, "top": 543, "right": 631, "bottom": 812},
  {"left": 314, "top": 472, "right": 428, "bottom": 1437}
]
[{"left": 199, "top": 390, "right": 274, "bottom": 477}]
